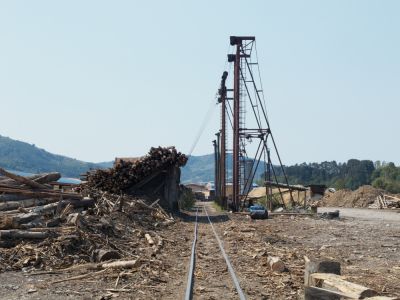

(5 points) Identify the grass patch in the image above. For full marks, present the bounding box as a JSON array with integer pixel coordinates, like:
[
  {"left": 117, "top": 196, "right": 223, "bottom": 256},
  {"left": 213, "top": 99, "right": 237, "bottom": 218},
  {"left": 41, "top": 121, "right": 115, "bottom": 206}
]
[{"left": 212, "top": 201, "right": 224, "bottom": 212}]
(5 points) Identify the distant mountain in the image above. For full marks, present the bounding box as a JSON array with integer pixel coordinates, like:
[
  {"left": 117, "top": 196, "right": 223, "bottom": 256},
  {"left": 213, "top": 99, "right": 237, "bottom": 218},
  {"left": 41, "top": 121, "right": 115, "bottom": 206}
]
[
  {"left": 95, "top": 161, "right": 114, "bottom": 169},
  {"left": 0, "top": 135, "right": 111, "bottom": 177},
  {"left": 2, "top": 135, "right": 388, "bottom": 192},
  {"left": 181, "top": 153, "right": 266, "bottom": 183},
  {"left": 181, "top": 154, "right": 215, "bottom": 183}
]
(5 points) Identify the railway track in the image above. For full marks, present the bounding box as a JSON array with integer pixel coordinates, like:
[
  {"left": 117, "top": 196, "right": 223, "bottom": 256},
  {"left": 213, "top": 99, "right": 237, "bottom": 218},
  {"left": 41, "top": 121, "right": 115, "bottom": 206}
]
[{"left": 184, "top": 202, "right": 246, "bottom": 300}]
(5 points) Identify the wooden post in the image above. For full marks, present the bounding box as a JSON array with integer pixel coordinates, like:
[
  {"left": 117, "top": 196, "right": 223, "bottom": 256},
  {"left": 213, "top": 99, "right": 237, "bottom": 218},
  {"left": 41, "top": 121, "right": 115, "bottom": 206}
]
[{"left": 163, "top": 166, "right": 180, "bottom": 211}]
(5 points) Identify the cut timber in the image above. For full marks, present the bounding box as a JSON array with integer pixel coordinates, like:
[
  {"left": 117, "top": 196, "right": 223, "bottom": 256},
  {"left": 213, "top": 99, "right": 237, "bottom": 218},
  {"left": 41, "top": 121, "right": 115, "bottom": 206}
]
[
  {"left": 30, "top": 199, "right": 94, "bottom": 214},
  {"left": 304, "top": 257, "right": 341, "bottom": 286},
  {"left": 30, "top": 202, "right": 59, "bottom": 213},
  {"left": 0, "top": 198, "right": 58, "bottom": 211},
  {"left": 0, "top": 168, "right": 48, "bottom": 189},
  {"left": 33, "top": 172, "right": 61, "bottom": 184},
  {"left": 0, "top": 194, "right": 31, "bottom": 202},
  {"left": 267, "top": 256, "right": 285, "bottom": 272},
  {"left": 0, "top": 229, "right": 49, "bottom": 239},
  {"left": 100, "top": 259, "right": 138, "bottom": 269},
  {"left": 310, "top": 273, "right": 377, "bottom": 299},
  {"left": 0, "top": 172, "right": 60, "bottom": 186},
  {"left": 144, "top": 233, "right": 154, "bottom": 246},
  {"left": 153, "top": 233, "right": 163, "bottom": 254},
  {"left": 0, "top": 212, "right": 40, "bottom": 229},
  {"left": 0, "top": 186, "right": 82, "bottom": 199}
]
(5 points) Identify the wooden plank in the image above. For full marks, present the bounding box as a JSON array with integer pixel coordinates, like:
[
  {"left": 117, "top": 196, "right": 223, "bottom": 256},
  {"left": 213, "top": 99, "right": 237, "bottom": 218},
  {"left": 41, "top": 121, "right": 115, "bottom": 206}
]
[{"left": 0, "top": 229, "right": 49, "bottom": 239}]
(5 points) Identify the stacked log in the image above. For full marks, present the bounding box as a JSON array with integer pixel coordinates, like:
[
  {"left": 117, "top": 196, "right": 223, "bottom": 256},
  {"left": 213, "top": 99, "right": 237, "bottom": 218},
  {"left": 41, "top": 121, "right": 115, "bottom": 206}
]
[
  {"left": 0, "top": 147, "right": 181, "bottom": 273},
  {"left": 0, "top": 169, "right": 88, "bottom": 232},
  {"left": 86, "top": 146, "right": 188, "bottom": 194},
  {"left": 0, "top": 173, "right": 174, "bottom": 273}
]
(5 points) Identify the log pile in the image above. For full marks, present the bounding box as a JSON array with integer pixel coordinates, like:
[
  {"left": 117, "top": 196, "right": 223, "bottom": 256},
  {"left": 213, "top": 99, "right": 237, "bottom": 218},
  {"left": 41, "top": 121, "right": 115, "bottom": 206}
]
[
  {"left": 0, "top": 167, "right": 175, "bottom": 274},
  {"left": 0, "top": 169, "right": 90, "bottom": 234},
  {"left": 0, "top": 146, "right": 188, "bottom": 295},
  {"left": 368, "top": 194, "right": 400, "bottom": 209},
  {"left": 85, "top": 146, "right": 188, "bottom": 194}
]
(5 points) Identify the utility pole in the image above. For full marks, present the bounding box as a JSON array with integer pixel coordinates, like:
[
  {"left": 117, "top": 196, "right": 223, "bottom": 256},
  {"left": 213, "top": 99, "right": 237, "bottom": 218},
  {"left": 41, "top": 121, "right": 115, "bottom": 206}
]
[
  {"left": 218, "top": 71, "right": 228, "bottom": 208},
  {"left": 215, "top": 132, "right": 220, "bottom": 199},
  {"left": 213, "top": 139, "right": 218, "bottom": 200}
]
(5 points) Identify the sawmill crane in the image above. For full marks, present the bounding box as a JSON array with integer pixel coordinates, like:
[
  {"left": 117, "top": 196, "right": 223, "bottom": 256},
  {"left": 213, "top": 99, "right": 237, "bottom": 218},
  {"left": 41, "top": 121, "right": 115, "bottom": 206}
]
[{"left": 214, "top": 36, "right": 294, "bottom": 212}]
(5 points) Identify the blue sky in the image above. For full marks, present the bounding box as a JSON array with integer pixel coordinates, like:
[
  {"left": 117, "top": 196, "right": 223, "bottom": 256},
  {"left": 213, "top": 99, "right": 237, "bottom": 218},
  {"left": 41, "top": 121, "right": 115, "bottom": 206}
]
[{"left": 0, "top": 1, "right": 399, "bottom": 164}]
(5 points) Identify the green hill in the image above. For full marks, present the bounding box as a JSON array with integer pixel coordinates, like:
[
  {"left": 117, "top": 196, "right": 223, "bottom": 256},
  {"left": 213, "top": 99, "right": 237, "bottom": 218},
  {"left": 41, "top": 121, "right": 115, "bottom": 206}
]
[
  {"left": 181, "top": 154, "right": 216, "bottom": 183},
  {"left": 181, "top": 153, "right": 266, "bottom": 183},
  {"left": 0, "top": 135, "right": 108, "bottom": 177},
  {"left": 3, "top": 134, "right": 396, "bottom": 193}
]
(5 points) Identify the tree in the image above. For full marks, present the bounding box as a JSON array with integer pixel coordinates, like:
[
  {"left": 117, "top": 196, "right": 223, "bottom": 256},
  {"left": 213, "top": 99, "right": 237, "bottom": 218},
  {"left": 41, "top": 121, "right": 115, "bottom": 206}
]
[
  {"left": 371, "top": 162, "right": 400, "bottom": 193},
  {"left": 262, "top": 159, "right": 375, "bottom": 190}
]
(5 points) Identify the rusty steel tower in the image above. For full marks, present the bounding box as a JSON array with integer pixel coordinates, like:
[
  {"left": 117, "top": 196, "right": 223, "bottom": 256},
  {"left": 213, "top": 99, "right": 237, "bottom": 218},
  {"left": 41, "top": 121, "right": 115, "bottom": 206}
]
[{"left": 214, "top": 36, "right": 294, "bottom": 212}]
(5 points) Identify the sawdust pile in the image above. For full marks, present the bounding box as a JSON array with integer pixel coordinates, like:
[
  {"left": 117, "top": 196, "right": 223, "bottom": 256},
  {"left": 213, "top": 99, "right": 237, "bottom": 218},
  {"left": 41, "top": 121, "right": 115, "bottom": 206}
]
[{"left": 321, "top": 185, "right": 383, "bottom": 208}]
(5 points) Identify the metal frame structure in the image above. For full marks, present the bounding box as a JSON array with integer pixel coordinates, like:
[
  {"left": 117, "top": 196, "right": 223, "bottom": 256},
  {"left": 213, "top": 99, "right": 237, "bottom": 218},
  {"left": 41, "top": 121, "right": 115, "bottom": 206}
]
[{"left": 214, "top": 36, "right": 294, "bottom": 212}]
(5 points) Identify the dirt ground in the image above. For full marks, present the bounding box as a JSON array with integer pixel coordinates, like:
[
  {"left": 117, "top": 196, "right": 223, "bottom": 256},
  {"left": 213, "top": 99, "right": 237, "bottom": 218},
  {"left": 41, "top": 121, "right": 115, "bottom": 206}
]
[
  {"left": 1, "top": 204, "right": 399, "bottom": 299},
  {"left": 213, "top": 209, "right": 400, "bottom": 299},
  {"left": 0, "top": 219, "right": 194, "bottom": 300}
]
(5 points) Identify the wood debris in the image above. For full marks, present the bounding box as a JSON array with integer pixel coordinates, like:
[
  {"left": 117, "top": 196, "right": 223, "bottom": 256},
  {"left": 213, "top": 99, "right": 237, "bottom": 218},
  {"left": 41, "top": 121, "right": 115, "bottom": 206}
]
[{"left": 0, "top": 147, "right": 184, "bottom": 284}]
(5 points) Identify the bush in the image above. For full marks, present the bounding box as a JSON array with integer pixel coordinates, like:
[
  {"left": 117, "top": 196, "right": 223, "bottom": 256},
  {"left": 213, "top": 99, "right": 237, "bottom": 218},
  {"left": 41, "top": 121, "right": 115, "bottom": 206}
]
[{"left": 178, "top": 187, "right": 195, "bottom": 210}]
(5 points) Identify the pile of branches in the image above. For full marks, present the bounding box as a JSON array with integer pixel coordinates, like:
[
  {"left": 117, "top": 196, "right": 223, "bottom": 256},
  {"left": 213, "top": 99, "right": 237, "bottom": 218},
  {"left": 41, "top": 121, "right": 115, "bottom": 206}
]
[
  {"left": 0, "top": 147, "right": 185, "bottom": 275},
  {"left": 86, "top": 146, "right": 188, "bottom": 194},
  {"left": 0, "top": 174, "right": 174, "bottom": 272}
]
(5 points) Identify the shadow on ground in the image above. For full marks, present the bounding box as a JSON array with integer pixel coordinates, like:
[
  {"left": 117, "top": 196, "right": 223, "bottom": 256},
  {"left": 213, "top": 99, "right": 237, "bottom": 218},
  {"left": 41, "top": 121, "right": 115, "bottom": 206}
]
[{"left": 175, "top": 206, "right": 230, "bottom": 223}]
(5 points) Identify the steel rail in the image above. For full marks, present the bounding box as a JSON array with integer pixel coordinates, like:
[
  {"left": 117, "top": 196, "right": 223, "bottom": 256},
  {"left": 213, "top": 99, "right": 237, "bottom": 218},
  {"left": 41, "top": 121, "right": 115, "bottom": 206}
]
[
  {"left": 204, "top": 206, "right": 247, "bottom": 300},
  {"left": 184, "top": 208, "right": 198, "bottom": 300}
]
